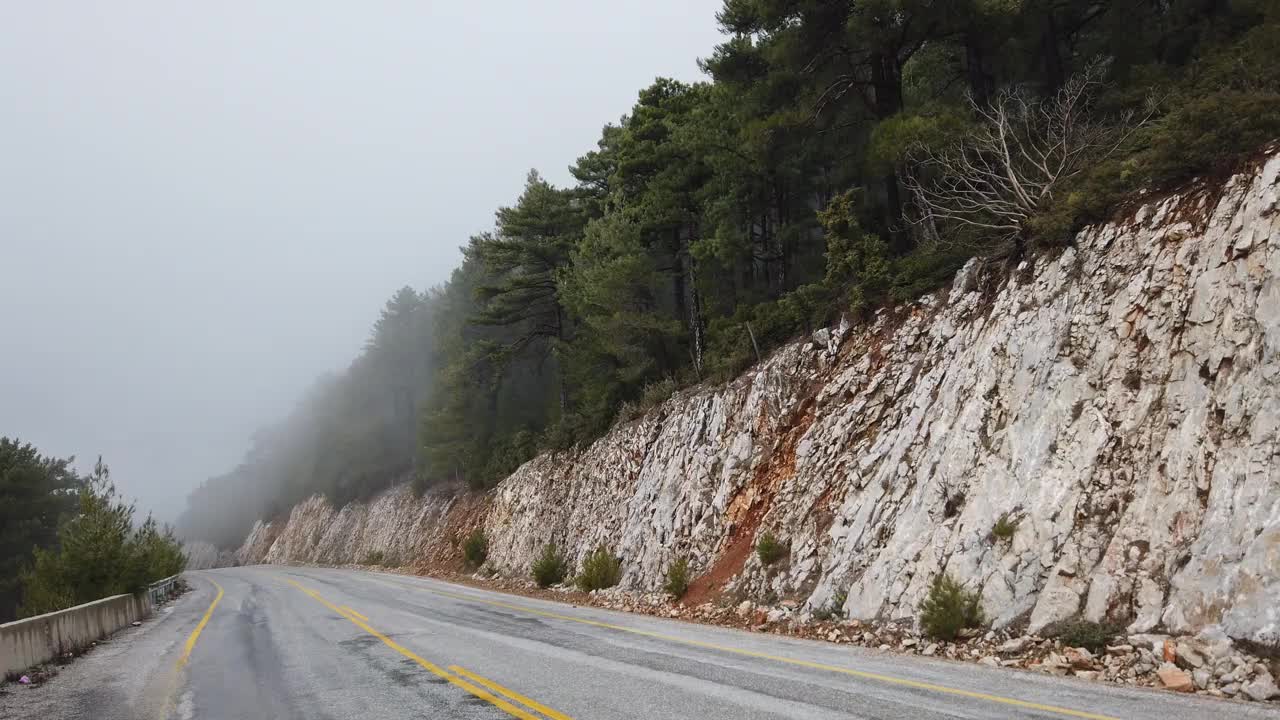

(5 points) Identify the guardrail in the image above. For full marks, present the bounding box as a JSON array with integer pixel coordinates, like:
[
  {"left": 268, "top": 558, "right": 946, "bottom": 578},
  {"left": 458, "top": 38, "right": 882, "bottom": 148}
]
[
  {"left": 146, "top": 574, "right": 182, "bottom": 607},
  {"left": 2, "top": 574, "right": 185, "bottom": 677}
]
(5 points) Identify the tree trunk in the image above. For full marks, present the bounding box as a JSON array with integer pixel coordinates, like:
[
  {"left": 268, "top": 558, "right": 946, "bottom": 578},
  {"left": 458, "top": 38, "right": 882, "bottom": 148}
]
[
  {"left": 554, "top": 305, "right": 569, "bottom": 413},
  {"left": 1040, "top": 8, "right": 1066, "bottom": 93},
  {"left": 965, "top": 33, "right": 993, "bottom": 106},
  {"left": 872, "top": 52, "right": 910, "bottom": 253},
  {"left": 679, "top": 225, "right": 706, "bottom": 377}
]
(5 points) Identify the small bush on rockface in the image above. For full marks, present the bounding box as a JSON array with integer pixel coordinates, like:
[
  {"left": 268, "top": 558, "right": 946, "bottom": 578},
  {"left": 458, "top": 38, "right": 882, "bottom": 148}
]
[
  {"left": 463, "top": 528, "right": 488, "bottom": 569},
  {"left": 664, "top": 557, "right": 690, "bottom": 599},
  {"left": 531, "top": 543, "right": 569, "bottom": 588},
  {"left": 756, "top": 532, "right": 786, "bottom": 566},
  {"left": 919, "top": 574, "right": 985, "bottom": 641},
  {"left": 577, "top": 545, "right": 623, "bottom": 591},
  {"left": 1047, "top": 618, "right": 1120, "bottom": 652},
  {"left": 640, "top": 377, "right": 678, "bottom": 411},
  {"left": 362, "top": 550, "right": 385, "bottom": 566},
  {"left": 812, "top": 589, "right": 848, "bottom": 621},
  {"left": 990, "top": 513, "right": 1019, "bottom": 542}
]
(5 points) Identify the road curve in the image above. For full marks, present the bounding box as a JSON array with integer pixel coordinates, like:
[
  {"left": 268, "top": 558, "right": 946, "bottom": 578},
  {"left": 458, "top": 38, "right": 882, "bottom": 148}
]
[{"left": 4, "top": 565, "right": 1278, "bottom": 720}]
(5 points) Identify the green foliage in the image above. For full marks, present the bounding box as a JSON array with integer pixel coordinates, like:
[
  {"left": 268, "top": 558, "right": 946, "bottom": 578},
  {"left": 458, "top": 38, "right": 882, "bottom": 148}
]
[
  {"left": 706, "top": 283, "right": 834, "bottom": 380},
  {"left": 19, "top": 459, "right": 187, "bottom": 619},
  {"left": 531, "top": 543, "right": 569, "bottom": 588},
  {"left": 867, "top": 109, "right": 969, "bottom": 177},
  {"left": 664, "top": 557, "right": 690, "bottom": 599},
  {"left": 755, "top": 531, "right": 786, "bottom": 566},
  {"left": 1047, "top": 618, "right": 1120, "bottom": 652},
  {"left": 919, "top": 574, "right": 985, "bottom": 641},
  {"left": 1139, "top": 21, "right": 1280, "bottom": 187},
  {"left": 362, "top": 548, "right": 404, "bottom": 567},
  {"left": 0, "top": 437, "right": 82, "bottom": 622},
  {"left": 990, "top": 513, "right": 1019, "bottom": 541},
  {"left": 641, "top": 377, "right": 678, "bottom": 410},
  {"left": 463, "top": 528, "right": 488, "bottom": 569},
  {"left": 576, "top": 545, "right": 623, "bottom": 592},
  {"left": 820, "top": 192, "right": 892, "bottom": 312},
  {"left": 180, "top": 1, "right": 1280, "bottom": 553},
  {"left": 812, "top": 589, "right": 848, "bottom": 621}
]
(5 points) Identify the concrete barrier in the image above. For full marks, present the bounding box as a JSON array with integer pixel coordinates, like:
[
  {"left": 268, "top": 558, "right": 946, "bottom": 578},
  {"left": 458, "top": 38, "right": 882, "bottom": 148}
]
[{"left": 1, "top": 592, "right": 154, "bottom": 677}]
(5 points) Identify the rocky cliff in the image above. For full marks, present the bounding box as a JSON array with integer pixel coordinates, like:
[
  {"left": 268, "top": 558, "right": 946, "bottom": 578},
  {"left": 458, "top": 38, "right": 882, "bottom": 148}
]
[{"left": 239, "top": 152, "right": 1280, "bottom": 645}]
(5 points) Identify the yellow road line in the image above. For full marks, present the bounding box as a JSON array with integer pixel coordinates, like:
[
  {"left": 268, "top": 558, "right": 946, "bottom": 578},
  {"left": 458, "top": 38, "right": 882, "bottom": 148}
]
[
  {"left": 177, "top": 578, "right": 224, "bottom": 668},
  {"left": 340, "top": 605, "right": 368, "bottom": 621},
  {"left": 449, "top": 665, "right": 574, "bottom": 720},
  {"left": 286, "top": 580, "right": 571, "bottom": 720},
  {"left": 375, "top": 577, "right": 1119, "bottom": 720}
]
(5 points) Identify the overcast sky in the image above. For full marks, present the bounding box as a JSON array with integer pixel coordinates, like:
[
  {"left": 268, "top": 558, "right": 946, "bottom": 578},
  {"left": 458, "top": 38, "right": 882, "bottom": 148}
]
[{"left": 0, "top": 1, "right": 724, "bottom": 521}]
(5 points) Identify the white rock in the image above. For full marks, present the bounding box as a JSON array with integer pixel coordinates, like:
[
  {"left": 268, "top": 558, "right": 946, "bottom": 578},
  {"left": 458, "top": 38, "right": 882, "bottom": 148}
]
[
  {"left": 1175, "top": 640, "right": 1208, "bottom": 669},
  {"left": 1243, "top": 674, "right": 1280, "bottom": 702},
  {"left": 1128, "top": 634, "right": 1171, "bottom": 654},
  {"left": 997, "top": 637, "right": 1032, "bottom": 654},
  {"left": 240, "top": 152, "right": 1280, "bottom": 651}
]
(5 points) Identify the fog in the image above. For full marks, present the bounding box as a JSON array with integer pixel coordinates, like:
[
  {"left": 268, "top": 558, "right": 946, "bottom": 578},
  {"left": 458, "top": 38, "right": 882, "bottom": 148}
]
[{"left": 0, "top": 1, "right": 722, "bottom": 522}]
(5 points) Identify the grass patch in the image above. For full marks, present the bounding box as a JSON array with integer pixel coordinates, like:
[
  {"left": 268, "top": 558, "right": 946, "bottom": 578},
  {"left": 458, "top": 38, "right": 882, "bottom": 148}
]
[{"left": 990, "top": 513, "right": 1019, "bottom": 542}]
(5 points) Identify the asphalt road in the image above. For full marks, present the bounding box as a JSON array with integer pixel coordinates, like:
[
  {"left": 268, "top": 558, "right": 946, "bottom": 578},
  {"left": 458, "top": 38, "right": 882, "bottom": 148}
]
[{"left": 4, "top": 566, "right": 1278, "bottom": 720}]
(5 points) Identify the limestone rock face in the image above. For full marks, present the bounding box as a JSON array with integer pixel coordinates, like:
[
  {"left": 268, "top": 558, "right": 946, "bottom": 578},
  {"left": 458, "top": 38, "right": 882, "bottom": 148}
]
[
  {"left": 235, "top": 485, "right": 473, "bottom": 569},
  {"left": 240, "top": 153, "right": 1280, "bottom": 645},
  {"left": 183, "top": 541, "right": 237, "bottom": 569}
]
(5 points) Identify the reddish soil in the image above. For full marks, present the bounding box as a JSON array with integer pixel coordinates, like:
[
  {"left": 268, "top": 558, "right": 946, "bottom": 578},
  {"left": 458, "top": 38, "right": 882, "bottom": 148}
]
[
  {"left": 413, "top": 492, "right": 493, "bottom": 573},
  {"left": 683, "top": 396, "right": 817, "bottom": 606}
]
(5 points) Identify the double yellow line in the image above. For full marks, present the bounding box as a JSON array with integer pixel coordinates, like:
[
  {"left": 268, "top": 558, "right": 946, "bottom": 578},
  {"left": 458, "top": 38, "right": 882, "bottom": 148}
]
[{"left": 287, "top": 580, "right": 572, "bottom": 720}]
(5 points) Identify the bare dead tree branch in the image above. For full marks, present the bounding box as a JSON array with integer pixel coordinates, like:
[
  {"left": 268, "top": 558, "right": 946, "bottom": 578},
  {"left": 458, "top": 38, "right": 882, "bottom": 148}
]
[{"left": 904, "top": 62, "right": 1156, "bottom": 252}]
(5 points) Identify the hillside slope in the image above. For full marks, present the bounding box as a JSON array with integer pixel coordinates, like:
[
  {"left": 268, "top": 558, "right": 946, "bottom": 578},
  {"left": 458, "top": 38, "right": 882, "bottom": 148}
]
[{"left": 240, "top": 152, "right": 1280, "bottom": 644}]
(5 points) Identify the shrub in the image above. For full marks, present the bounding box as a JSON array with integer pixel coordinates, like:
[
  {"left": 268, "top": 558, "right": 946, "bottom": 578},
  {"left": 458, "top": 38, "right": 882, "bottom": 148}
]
[
  {"left": 812, "top": 589, "right": 848, "bottom": 621},
  {"left": 990, "top": 513, "right": 1019, "bottom": 541},
  {"left": 756, "top": 531, "right": 786, "bottom": 566},
  {"left": 576, "top": 545, "right": 622, "bottom": 591},
  {"left": 531, "top": 543, "right": 569, "bottom": 588},
  {"left": 1049, "top": 618, "right": 1120, "bottom": 652},
  {"left": 362, "top": 550, "right": 385, "bottom": 566},
  {"left": 664, "top": 557, "right": 690, "bottom": 599},
  {"left": 18, "top": 460, "right": 188, "bottom": 618},
  {"left": 463, "top": 528, "right": 488, "bottom": 569},
  {"left": 616, "top": 400, "right": 642, "bottom": 423},
  {"left": 919, "top": 574, "right": 985, "bottom": 641},
  {"left": 640, "top": 377, "right": 678, "bottom": 411}
]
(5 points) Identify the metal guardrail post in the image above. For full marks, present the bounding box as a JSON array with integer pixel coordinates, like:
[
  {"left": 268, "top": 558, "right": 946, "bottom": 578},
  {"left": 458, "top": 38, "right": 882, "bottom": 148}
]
[{"left": 146, "top": 574, "right": 182, "bottom": 608}]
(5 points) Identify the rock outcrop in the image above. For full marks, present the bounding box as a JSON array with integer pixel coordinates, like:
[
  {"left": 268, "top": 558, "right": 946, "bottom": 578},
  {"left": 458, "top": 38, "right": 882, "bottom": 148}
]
[
  {"left": 240, "top": 152, "right": 1280, "bottom": 646},
  {"left": 182, "top": 541, "right": 238, "bottom": 570}
]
